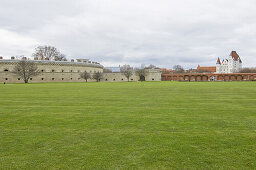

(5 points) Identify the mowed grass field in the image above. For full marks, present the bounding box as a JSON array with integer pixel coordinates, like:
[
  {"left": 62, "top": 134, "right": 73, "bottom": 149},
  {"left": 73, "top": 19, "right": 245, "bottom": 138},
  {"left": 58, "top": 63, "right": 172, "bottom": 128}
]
[{"left": 0, "top": 82, "right": 256, "bottom": 169}]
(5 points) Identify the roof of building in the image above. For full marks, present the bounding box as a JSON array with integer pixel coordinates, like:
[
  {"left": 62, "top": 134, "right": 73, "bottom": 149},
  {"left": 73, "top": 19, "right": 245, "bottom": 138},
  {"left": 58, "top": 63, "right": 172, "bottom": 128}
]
[
  {"left": 229, "top": 51, "right": 240, "bottom": 61},
  {"left": 0, "top": 59, "right": 103, "bottom": 68},
  {"left": 197, "top": 65, "right": 216, "bottom": 72},
  {"left": 105, "top": 67, "right": 121, "bottom": 72},
  {"left": 216, "top": 57, "right": 221, "bottom": 64}
]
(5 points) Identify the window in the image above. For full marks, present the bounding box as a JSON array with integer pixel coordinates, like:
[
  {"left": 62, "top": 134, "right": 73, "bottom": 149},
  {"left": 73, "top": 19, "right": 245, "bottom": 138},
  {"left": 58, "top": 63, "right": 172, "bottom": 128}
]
[
  {"left": 18, "top": 78, "right": 20, "bottom": 80},
  {"left": 70, "top": 70, "right": 73, "bottom": 72},
  {"left": 70, "top": 78, "right": 73, "bottom": 80},
  {"left": 105, "top": 79, "right": 108, "bottom": 81},
  {"left": 5, "top": 78, "right": 8, "bottom": 80},
  {"left": 62, "top": 78, "right": 64, "bottom": 80},
  {"left": 121, "top": 79, "right": 123, "bottom": 81},
  {"left": 78, "top": 78, "right": 80, "bottom": 80},
  {"left": 131, "top": 79, "right": 133, "bottom": 81},
  {"left": 52, "top": 70, "right": 55, "bottom": 72},
  {"left": 4, "top": 69, "right": 8, "bottom": 72},
  {"left": 52, "top": 78, "right": 55, "bottom": 80},
  {"left": 41, "top": 70, "right": 44, "bottom": 72},
  {"left": 41, "top": 78, "right": 44, "bottom": 80},
  {"left": 113, "top": 79, "right": 115, "bottom": 81},
  {"left": 30, "top": 78, "right": 32, "bottom": 80},
  {"left": 152, "top": 78, "right": 155, "bottom": 81},
  {"left": 62, "top": 70, "right": 64, "bottom": 72}
]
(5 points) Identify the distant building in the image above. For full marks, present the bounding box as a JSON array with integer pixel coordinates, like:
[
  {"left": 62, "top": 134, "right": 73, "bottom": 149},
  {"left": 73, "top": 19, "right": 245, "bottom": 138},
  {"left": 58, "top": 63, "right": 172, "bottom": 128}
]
[
  {"left": 160, "top": 68, "right": 173, "bottom": 73},
  {"left": 197, "top": 65, "right": 216, "bottom": 73},
  {"left": 0, "top": 58, "right": 103, "bottom": 83},
  {"left": 0, "top": 58, "right": 161, "bottom": 83},
  {"left": 216, "top": 51, "right": 242, "bottom": 73},
  {"left": 105, "top": 67, "right": 121, "bottom": 73}
]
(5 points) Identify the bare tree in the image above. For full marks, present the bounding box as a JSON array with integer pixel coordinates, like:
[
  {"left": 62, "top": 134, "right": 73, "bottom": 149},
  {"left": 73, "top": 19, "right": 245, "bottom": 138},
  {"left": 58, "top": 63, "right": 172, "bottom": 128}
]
[
  {"left": 240, "top": 68, "right": 256, "bottom": 73},
  {"left": 122, "top": 70, "right": 133, "bottom": 82},
  {"left": 147, "top": 64, "right": 157, "bottom": 69},
  {"left": 173, "top": 65, "right": 185, "bottom": 73},
  {"left": 13, "top": 60, "right": 39, "bottom": 83},
  {"left": 135, "top": 69, "right": 148, "bottom": 81},
  {"left": 120, "top": 64, "right": 132, "bottom": 72},
  {"left": 80, "top": 71, "right": 91, "bottom": 82},
  {"left": 120, "top": 64, "right": 133, "bottom": 82},
  {"left": 33, "top": 45, "right": 66, "bottom": 61},
  {"left": 92, "top": 72, "right": 103, "bottom": 82}
]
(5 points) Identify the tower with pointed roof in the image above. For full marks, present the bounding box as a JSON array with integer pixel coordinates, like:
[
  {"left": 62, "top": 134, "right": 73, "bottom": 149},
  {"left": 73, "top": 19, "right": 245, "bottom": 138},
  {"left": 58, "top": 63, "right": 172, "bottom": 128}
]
[{"left": 216, "top": 51, "right": 242, "bottom": 73}]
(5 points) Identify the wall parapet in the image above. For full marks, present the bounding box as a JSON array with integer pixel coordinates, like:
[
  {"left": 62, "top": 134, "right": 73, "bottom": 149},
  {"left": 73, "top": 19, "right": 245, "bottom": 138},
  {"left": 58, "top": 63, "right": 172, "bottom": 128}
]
[{"left": 0, "top": 59, "right": 103, "bottom": 69}]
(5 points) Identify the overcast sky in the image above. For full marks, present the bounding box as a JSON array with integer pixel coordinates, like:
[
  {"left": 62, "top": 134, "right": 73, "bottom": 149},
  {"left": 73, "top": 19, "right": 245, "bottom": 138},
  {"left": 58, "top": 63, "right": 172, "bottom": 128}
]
[{"left": 0, "top": 0, "right": 256, "bottom": 68}]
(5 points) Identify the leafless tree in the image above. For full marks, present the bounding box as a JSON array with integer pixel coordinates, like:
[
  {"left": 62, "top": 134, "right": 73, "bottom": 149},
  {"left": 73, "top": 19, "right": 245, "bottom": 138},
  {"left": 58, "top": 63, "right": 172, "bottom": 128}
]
[
  {"left": 13, "top": 60, "right": 40, "bottom": 83},
  {"left": 173, "top": 65, "right": 185, "bottom": 73},
  {"left": 92, "top": 72, "right": 103, "bottom": 82},
  {"left": 147, "top": 64, "right": 157, "bottom": 69},
  {"left": 120, "top": 64, "right": 133, "bottom": 72},
  {"left": 120, "top": 64, "right": 133, "bottom": 82},
  {"left": 135, "top": 69, "right": 148, "bottom": 81},
  {"left": 80, "top": 71, "right": 91, "bottom": 82},
  {"left": 240, "top": 68, "right": 256, "bottom": 73},
  {"left": 122, "top": 70, "right": 133, "bottom": 82},
  {"left": 32, "top": 45, "right": 66, "bottom": 61}
]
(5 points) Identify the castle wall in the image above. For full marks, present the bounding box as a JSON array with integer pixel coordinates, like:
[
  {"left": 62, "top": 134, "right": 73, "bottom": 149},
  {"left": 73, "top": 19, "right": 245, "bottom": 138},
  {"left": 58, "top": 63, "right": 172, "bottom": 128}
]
[
  {"left": 0, "top": 60, "right": 103, "bottom": 83},
  {"left": 162, "top": 73, "right": 256, "bottom": 81},
  {"left": 102, "top": 70, "right": 161, "bottom": 82},
  {"left": 0, "top": 60, "right": 161, "bottom": 83}
]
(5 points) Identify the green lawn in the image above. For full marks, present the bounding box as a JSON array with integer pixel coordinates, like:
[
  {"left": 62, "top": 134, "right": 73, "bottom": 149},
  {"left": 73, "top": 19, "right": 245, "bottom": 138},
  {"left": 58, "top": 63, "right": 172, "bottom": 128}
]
[{"left": 0, "top": 82, "right": 256, "bottom": 169}]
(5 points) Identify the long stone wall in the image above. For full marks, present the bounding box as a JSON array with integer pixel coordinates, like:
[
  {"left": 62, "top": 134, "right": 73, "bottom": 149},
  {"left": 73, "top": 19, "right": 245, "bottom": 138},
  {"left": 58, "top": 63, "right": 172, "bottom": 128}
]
[
  {"left": 102, "top": 70, "right": 162, "bottom": 82},
  {"left": 0, "top": 59, "right": 103, "bottom": 83},
  {"left": 162, "top": 73, "right": 256, "bottom": 81},
  {"left": 0, "top": 59, "right": 162, "bottom": 83}
]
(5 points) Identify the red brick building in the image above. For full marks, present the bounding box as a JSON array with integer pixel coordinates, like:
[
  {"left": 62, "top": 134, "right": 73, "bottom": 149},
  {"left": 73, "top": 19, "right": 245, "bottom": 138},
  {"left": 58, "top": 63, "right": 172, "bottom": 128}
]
[{"left": 197, "top": 65, "right": 216, "bottom": 73}]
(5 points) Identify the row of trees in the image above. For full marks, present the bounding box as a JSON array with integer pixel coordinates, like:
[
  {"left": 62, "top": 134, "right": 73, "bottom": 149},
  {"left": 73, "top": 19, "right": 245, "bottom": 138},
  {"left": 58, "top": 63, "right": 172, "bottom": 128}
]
[
  {"left": 81, "top": 67, "right": 148, "bottom": 82},
  {"left": 239, "top": 68, "right": 256, "bottom": 73}
]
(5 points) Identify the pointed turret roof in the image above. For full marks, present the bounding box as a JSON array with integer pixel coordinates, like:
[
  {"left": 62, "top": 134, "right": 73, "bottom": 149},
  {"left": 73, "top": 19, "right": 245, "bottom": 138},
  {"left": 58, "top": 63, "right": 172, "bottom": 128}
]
[
  {"left": 229, "top": 51, "right": 239, "bottom": 61},
  {"left": 216, "top": 57, "right": 221, "bottom": 64}
]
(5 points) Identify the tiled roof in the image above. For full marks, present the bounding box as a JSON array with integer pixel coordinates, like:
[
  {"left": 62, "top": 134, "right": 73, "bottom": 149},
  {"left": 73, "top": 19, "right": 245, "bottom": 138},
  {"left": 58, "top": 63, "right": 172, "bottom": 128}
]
[{"left": 229, "top": 51, "right": 239, "bottom": 61}]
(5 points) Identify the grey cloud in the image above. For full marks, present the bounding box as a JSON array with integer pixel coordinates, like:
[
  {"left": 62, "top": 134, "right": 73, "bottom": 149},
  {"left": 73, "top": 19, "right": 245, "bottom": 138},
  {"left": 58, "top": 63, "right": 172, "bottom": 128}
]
[{"left": 0, "top": 0, "right": 256, "bottom": 68}]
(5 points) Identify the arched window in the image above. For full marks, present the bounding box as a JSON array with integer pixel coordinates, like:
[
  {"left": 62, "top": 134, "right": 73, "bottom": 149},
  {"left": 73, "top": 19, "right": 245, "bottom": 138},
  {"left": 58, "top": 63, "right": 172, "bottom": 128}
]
[{"left": 4, "top": 69, "right": 8, "bottom": 72}]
